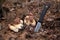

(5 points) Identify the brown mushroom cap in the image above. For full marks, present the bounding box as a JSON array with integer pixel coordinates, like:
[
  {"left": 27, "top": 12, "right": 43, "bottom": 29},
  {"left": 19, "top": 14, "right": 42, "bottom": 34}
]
[
  {"left": 13, "top": 17, "right": 20, "bottom": 24},
  {"left": 24, "top": 13, "right": 36, "bottom": 26}
]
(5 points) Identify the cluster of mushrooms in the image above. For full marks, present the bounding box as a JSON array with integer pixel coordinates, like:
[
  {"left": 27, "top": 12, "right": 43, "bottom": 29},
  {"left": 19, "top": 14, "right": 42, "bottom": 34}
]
[{"left": 8, "top": 12, "right": 36, "bottom": 32}]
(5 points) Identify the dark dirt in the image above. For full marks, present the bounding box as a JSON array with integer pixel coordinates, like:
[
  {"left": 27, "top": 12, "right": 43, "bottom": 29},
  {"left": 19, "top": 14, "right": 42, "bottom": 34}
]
[{"left": 0, "top": 0, "right": 60, "bottom": 40}]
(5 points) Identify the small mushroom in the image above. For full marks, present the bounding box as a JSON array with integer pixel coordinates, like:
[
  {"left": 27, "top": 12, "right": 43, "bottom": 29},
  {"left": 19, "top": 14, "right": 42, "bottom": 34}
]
[
  {"left": 8, "top": 17, "right": 23, "bottom": 32},
  {"left": 24, "top": 12, "right": 36, "bottom": 26}
]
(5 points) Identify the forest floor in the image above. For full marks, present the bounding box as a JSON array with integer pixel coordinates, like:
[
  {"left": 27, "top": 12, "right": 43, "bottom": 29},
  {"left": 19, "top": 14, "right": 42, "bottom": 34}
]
[{"left": 0, "top": 0, "right": 60, "bottom": 40}]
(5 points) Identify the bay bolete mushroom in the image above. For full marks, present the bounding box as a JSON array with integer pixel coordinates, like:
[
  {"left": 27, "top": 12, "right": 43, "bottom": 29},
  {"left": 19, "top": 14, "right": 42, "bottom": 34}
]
[
  {"left": 8, "top": 17, "right": 23, "bottom": 32},
  {"left": 24, "top": 12, "right": 36, "bottom": 26}
]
